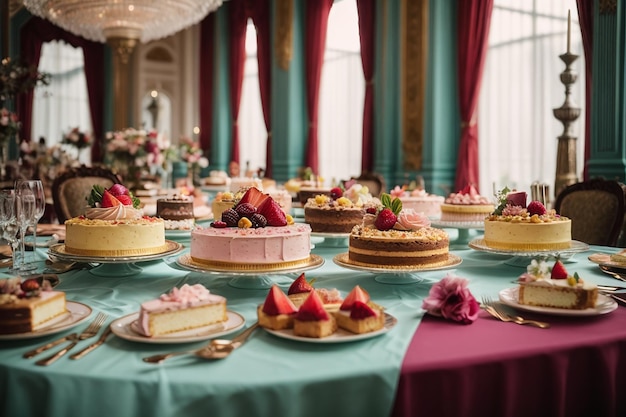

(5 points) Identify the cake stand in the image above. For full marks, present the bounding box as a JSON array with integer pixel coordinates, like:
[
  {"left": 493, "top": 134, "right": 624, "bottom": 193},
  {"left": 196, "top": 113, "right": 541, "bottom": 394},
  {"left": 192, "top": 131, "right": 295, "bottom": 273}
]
[
  {"left": 311, "top": 232, "right": 349, "bottom": 248},
  {"left": 48, "top": 241, "right": 184, "bottom": 277},
  {"left": 430, "top": 220, "right": 484, "bottom": 249},
  {"left": 468, "top": 238, "right": 589, "bottom": 267},
  {"left": 333, "top": 253, "right": 463, "bottom": 284},
  {"left": 175, "top": 254, "right": 325, "bottom": 289}
]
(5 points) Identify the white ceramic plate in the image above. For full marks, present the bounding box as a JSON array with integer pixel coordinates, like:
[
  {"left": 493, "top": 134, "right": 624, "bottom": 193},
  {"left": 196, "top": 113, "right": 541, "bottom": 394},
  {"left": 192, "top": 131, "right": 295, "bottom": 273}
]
[
  {"left": 0, "top": 301, "right": 93, "bottom": 340},
  {"left": 469, "top": 238, "right": 589, "bottom": 258},
  {"left": 499, "top": 287, "right": 618, "bottom": 317},
  {"left": 110, "top": 311, "right": 245, "bottom": 344},
  {"left": 263, "top": 313, "right": 397, "bottom": 344}
]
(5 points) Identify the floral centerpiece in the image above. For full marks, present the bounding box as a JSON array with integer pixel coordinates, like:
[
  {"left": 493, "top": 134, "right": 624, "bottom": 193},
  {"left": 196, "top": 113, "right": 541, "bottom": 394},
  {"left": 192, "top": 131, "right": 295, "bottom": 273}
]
[
  {"left": 177, "top": 136, "right": 208, "bottom": 185},
  {"left": 0, "top": 108, "right": 19, "bottom": 147},
  {"left": 0, "top": 57, "right": 49, "bottom": 104},
  {"left": 62, "top": 127, "right": 92, "bottom": 150}
]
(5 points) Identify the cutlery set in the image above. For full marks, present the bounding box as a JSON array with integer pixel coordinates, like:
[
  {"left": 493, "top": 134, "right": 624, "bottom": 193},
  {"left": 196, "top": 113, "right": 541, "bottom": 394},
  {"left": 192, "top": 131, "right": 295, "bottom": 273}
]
[{"left": 481, "top": 296, "right": 551, "bottom": 329}]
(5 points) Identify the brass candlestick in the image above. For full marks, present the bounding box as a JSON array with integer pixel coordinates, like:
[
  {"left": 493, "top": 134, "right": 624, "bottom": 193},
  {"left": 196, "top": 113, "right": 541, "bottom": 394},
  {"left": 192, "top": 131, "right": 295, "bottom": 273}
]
[{"left": 553, "top": 51, "right": 581, "bottom": 200}]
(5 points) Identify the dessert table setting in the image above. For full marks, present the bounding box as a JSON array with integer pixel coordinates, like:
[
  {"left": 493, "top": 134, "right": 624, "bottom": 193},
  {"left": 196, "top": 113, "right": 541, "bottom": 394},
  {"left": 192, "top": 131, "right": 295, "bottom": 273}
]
[{"left": 2, "top": 224, "right": 626, "bottom": 417}]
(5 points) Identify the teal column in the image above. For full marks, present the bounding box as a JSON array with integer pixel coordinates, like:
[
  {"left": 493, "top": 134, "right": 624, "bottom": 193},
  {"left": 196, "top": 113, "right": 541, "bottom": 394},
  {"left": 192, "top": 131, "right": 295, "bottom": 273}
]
[
  {"left": 587, "top": 0, "right": 626, "bottom": 181},
  {"left": 211, "top": 7, "right": 233, "bottom": 173},
  {"left": 271, "top": 0, "right": 307, "bottom": 182}
]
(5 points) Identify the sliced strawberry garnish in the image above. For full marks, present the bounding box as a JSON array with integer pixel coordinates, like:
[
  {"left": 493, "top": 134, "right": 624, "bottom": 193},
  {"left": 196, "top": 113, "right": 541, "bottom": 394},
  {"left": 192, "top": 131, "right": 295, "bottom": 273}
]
[
  {"left": 288, "top": 273, "right": 315, "bottom": 295},
  {"left": 257, "top": 198, "right": 287, "bottom": 226},
  {"left": 350, "top": 300, "right": 378, "bottom": 319},
  {"left": 340, "top": 285, "right": 370, "bottom": 311},
  {"left": 262, "top": 285, "right": 297, "bottom": 315},
  {"left": 506, "top": 191, "right": 527, "bottom": 208},
  {"left": 296, "top": 291, "right": 329, "bottom": 321},
  {"left": 551, "top": 260, "right": 568, "bottom": 279},
  {"left": 101, "top": 190, "right": 122, "bottom": 208},
  {"left": 116, "top": 194, "right": 133, "bottom": 206},
  {"left": 375, "top": 208, "right": 397, "bottom": 231},
  {"left": 108, "top": 184, "right": 129, "bottom": 197},
  {"left": 237, "top": 187, "right": 269, "bottom": 209}
]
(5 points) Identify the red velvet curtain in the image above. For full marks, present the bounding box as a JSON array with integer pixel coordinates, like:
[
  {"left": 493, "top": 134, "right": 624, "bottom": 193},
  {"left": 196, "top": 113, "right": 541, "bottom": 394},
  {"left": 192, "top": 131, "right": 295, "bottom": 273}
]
[
  {"left": 304, "top": 0, "right": 333, "bottom": 173},
  {"left": 17, "top": 17, "right": 105, "bottom": 161},
  {"left": 227, "top": 0, "right": 250, "bottom": 165},
  {"left": 576, "top": 0, "right": 593, "bottom": 181},
  {"left": 356, "top": 0, "right": 375, "bottom": 173},
  {"left": 453, "top": 0, "right": 493, "bottom": 193},
  {"left": 199, "top": 13, "right": 215, "bottom": 161},
  {"left": 250, "top": 0, "right": 272, "bottom": 177}
]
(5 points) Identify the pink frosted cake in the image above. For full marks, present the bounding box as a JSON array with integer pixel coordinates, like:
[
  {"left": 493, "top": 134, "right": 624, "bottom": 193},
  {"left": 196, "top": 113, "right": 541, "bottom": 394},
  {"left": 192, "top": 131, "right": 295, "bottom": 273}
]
[
  {"left": 389, "top": 186, "right": 444, "bottom": 218},
  {"left": 136, "top": 284, "right": 227, "bottom": 337},
  {"left": 440, "top": 185, "right": 494, "bottom": 222}
]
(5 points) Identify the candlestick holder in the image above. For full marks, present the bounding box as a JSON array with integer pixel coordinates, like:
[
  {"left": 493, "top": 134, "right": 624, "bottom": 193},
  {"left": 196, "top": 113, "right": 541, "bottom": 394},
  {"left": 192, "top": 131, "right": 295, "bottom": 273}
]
[{"left": 553, "top": 51, "right": 581, "bottom": 200}]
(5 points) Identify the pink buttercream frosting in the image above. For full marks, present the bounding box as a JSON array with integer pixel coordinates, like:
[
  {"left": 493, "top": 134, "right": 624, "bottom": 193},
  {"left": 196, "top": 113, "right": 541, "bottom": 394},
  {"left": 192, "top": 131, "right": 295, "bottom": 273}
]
[
  {"left": 85, "top": 205, "right": 143, "bottom": 220},
  {"left": 445, "top": 185, "right": 491, "bottom": 205}
]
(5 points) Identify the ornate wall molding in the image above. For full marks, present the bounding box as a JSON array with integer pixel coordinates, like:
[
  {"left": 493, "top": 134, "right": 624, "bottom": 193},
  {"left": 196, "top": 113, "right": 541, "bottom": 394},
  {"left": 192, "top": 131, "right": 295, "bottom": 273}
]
[
  {"left": 599, "top": 0, "right": 617, "bottom": 14},
  {"left": 401, "top": 0, "right": 428, "bottom": 170},
  {"left": 274, "top": 0, "right": 293, "bottom": 71}
]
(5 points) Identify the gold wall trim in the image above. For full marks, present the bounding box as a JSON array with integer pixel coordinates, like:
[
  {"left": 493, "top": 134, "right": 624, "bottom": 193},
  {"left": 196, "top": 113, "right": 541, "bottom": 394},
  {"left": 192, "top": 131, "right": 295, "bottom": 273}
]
[
  {"left": 599, "top": 0, "right": 617, "bottom": 14},
  {"left": 274, "top": 0, "right": 293, "bottom": 71},
  {"left": 401, "top": 0, "right": 428, "bottom": 170}
]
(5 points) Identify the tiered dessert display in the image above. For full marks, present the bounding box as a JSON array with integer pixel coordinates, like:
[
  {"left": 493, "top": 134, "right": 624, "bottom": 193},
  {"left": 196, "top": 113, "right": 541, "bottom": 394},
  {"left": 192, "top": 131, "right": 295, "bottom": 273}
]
[
  {"left": 49, "top": 184, "right": 183, "bottom": 276},
  {"left": 469, "top": 188, "right": 588, "bottom": 267},
  {"left": 333, "top": 194, "right": 461, "bottom": 284},
  {"left": 177, "top": 187, "right": 323, "bottom": 289}
]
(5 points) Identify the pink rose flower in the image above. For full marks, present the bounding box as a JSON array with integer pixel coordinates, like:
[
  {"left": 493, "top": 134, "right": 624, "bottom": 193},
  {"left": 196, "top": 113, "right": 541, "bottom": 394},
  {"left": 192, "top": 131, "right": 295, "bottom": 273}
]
[
  {"left": 394, "top": 208, "right": 431, "bottom": 230},
  {"left": 390, "top": 186, "right": 406, "bottom": 198},
  {"left": 421, "top": 274, "right": 480, "bottom": 324}
]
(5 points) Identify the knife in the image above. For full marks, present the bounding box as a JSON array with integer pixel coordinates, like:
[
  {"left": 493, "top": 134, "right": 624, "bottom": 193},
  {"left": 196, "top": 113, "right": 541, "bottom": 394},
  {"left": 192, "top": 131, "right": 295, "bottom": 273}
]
[
  {"left": 69, "top": 326, "right": 112, "bottom": 360},
  {"left": 23, "top": 333, "right": 77, "bottom": 359}
]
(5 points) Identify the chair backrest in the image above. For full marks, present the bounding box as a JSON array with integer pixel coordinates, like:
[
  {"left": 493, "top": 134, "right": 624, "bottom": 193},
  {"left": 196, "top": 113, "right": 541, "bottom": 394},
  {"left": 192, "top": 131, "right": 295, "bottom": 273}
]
[
  {"left": 554, "top": 178, "right": 625, "bottom": 247},
  {"left": 52, "top": 165, "right": 121, "bottom": 223},
  {"left": 349, "top": 171, "right": 386, "bottom": 198}
]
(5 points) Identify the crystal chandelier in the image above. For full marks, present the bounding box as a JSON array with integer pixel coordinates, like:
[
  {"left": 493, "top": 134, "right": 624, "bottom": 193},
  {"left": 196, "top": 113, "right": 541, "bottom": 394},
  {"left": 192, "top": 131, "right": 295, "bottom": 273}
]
[{"left": 23, "top": 0, "right": 223, "bottom": 44}]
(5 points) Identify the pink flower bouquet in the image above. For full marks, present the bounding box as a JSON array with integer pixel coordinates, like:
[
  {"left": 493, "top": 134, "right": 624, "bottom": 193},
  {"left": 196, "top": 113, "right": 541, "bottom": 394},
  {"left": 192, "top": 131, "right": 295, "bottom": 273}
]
[{"left": 422, "top": 273, "right": 480, "bottom": 324}]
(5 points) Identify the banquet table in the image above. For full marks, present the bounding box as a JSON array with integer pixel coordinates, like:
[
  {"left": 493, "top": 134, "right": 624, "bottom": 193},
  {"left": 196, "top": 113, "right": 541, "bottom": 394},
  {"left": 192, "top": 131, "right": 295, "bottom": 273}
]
[{"left": 1, "top": 227, "right": 626, "bottom": 417}]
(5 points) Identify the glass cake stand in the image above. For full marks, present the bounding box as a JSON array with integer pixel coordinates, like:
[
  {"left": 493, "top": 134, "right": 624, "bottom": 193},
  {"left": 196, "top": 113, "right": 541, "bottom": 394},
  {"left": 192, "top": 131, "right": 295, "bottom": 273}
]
[
  {"left": 333, "top": 253, "right": 463, "bottom": 284},
  {"left": 430, "top": 220, "right": 484, "bottom": 249},
  {"left": 48, "top": 241, "right": 184, "bottom": 277},
  {"left": 174, "top": 254, "right": 325, "bottom": 289},
  {"left": 468, "top": 238, "right": 589, "bottom": 267},
  {"left": 311, "top": 232, "right": 349, "bottom": 248}
]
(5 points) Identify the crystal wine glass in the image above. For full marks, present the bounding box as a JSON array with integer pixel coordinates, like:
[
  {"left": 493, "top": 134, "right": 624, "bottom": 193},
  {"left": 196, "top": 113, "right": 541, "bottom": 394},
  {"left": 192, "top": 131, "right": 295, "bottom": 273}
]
[
  {"left": 0, "top": 189, "right": 21, "bottom": 272},
  {"left": 15, "top": 180, "right": 46, "bottom": 271}
]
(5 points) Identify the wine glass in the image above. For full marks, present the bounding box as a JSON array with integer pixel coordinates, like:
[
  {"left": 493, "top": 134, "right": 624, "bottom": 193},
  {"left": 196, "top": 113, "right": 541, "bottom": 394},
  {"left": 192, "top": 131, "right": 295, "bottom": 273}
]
[
  {"left": 0, "top": 189, "right": 21, "bottom": 272},
  {"left": 15, "top": 180, "right": 46, "bottom": 271}
]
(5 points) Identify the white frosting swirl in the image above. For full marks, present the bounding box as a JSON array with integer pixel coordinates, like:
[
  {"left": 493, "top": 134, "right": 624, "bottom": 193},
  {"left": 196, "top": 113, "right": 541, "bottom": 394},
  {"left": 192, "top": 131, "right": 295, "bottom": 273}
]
[
  {"left": 85, "top": 205, "right": 143, "bottom": 220},
  {"left": 160, "top": 284, "right": 212, "bottom": 304}
]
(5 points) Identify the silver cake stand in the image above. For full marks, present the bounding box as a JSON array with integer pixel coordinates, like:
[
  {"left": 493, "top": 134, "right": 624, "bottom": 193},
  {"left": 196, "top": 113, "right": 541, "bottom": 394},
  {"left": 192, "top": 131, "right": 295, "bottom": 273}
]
[
  {"left": 468, "top": 238, "right": 589, "bottom": 267},
  {"left": 430, "top": 220, "right": 484, "bottom": 249}
]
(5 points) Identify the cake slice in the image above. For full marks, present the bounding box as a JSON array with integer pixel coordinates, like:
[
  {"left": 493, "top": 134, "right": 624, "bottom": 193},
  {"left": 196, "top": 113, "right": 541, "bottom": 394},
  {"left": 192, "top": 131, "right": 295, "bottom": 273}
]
[
  {"left": 136, "top": 284, "right": 227, "bottom": 337},
  {"left": 257, "top": 285, "right": 298, "bottom": 330},
  {"left": 287, "top": 273, "right": 343, "bottom": 311},
  {"left": 293, "top": 291, "right": 337, "bottom": 338},
  {"left": 518, "top": 260, "right": 598, "bottom": 310},
  {"left": 333, "top": 285, "right": 384, "bottom": 334},
  {"left": 0, "top": 277, "right": 67, "bottom": 334}
]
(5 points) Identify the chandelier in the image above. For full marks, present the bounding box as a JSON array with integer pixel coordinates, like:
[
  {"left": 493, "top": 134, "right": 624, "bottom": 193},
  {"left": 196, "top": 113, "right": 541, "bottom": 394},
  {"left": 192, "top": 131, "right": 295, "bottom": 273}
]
[{"left": 23, "top": 0, "right": 223, "bottom": 44}]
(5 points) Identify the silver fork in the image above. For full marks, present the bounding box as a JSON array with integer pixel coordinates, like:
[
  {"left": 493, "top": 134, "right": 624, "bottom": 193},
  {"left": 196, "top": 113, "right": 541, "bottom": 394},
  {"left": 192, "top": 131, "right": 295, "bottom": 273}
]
[
  {"left": 33, "top": 312, "right": 108, "bottom": 366},
  {"left": 481, "top": 296, "right": 549, "bottom": 329}
]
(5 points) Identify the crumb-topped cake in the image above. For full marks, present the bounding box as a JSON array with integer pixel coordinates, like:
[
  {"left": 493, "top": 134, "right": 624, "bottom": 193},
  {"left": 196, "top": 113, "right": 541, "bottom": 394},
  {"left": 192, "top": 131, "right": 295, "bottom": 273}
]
[
  {"left": 518, "top": 259, "right": 597, "bottom": 309},
  {"left": 136, "top": 284, "right": 227, "bottom": 337},
  {"left": 0, "top": 277, "right": 66, "bottom": 334},
  {"left": 304, "top": 184, "right": 379, "bottom": 233},
  {"left": 484, "top": 188, "right": 572, "bottom": 251},
  {"left": 440, "top": 184, "right": 494, "bottom": 222},
  {"left": 389, "top": 185, "right": 444, "bottom": 218},
  {"left": 191, "top": 187, "right": 312, "bottom": 269},
  {"left": 64, "top": 184, "right": 168, "bottom": 257},
  {"left": 348, "top": 194, "right": 450, "bottom": 267}
]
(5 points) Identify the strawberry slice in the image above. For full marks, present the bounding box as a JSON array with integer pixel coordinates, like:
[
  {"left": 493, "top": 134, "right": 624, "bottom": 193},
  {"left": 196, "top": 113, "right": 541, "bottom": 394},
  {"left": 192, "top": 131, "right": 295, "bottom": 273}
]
[
  {"left": 101, "top": 190, "right": 122, "bottom": 208},
  {"left": 257, "top": 198, "right": 287, "bottom": 226},
  {"left": 288, "top": 273, "right": 315, "bottom": 295},
  {"left": 262, "top": 285, "right": 297, "bottom": 315},
  {"left": 237, "top": 187, "right": 269, "bottom": 209},
  {"left": 551, "top": 260, "right": 568, "bottom": 279},
  {"left": 350, "top": 300, "right": 378, "bottom": 319},
  {"left": 108, "top": 184, "right": 130, "bottom": 197},
  {"left": 340, "top": 285, "right": 370, "bottom": 311},
  {"left": 296, "top": 291, "right": 329, "bottom": 321},
  {"left": 116, "top": 194, "right": 134, "bottom": 206}
]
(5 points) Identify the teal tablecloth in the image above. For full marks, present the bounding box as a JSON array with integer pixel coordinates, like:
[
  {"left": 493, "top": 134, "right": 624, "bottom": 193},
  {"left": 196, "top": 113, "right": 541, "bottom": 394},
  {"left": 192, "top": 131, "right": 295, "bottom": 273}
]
[{"left": 0, "top": 234, "right": 429, "bottom": 417}]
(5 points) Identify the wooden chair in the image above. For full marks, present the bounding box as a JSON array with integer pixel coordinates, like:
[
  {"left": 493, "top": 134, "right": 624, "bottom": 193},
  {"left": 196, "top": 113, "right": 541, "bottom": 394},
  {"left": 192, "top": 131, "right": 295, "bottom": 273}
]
[
  {"left": 52, "top": 165, "right": 121, "bottom": 223},
  {"left": 349, "top": 171, "right": 386, "bottom": 198},
  {"left": 554, "top": 178, "right": 625, "bottom": 247}
]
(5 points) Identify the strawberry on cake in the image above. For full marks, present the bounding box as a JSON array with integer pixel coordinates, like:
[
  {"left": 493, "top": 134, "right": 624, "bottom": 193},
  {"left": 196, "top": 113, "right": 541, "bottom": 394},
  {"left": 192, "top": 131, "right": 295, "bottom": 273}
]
[
  {"left": 440, "top": 184, "right": 494, "bottom": 222},
  {"left": 332, "top": 286, "right": 385, "bottom": 334},
  {"left": 287, "top": 272, "right": 343, "bottom": 310},
  {"left": 257, "top": 285, "right": 298, "bottom": 330},
  {"left": 64, "top": 184, "right": 168, "bottom": 257},
  {"left": 293, "top": 290, "right": 338, "bottom": 338},
  {"left": 191, "top": 187, "right": 312, "bottom": 269}
]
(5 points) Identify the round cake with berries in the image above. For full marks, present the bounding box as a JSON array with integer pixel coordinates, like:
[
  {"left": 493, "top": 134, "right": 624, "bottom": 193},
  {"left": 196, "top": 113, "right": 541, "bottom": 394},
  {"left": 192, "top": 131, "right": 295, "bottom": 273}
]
[
  {"left": 64, "top": 184, "right": 168, "bottom": 257},
  {"left": 389, "top": 186, "right": 444, "bottom": 218},
  {"left": 440, "top": 185, "right": 494, "bottom": 222},
  {"left": 483, "top": 189, "right": 572, "bottom": 251},
  {"left": 304, "top": 184, "right": 379, "bottom": 233},
  {"left": 348, "top": 194, "right": 450, "bottom": 267},
  {"left": 191, "top": 187, "right": 313, "bottom": 269}
]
